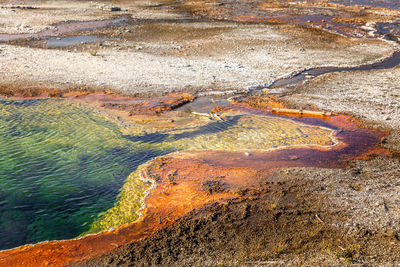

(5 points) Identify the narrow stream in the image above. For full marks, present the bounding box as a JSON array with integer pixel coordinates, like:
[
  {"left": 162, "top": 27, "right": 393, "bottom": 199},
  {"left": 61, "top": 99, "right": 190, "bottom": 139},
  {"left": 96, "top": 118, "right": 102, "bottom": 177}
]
[{"left": 268, "top": 50, "right": 400, "bottom": 89}]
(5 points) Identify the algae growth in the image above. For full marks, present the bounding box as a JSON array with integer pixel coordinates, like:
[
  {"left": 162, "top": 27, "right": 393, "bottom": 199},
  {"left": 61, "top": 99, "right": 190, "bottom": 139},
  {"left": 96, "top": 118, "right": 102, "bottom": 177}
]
[
  {"left": 164, "top": 115, "right": 337, "bottom": 150},
  {"left": 0, "top": 99, "right": 164, "bottom": 250},
  {"left": 88, "top": 113, "right": 337, "bottom": 233},
  {"left": 0, "top": 98, "right": 338, "bottom": 248}
]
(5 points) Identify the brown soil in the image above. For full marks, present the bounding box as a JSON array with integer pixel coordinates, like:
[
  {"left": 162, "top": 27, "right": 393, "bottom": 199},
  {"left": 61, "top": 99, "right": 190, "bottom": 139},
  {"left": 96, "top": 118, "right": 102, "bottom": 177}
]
[{"left": 74, "top": 155, "right": 400, "bottom": 266}]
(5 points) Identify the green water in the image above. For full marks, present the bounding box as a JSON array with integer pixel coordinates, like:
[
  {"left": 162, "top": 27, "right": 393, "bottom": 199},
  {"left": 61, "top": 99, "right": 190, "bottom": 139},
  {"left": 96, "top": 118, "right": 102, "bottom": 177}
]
[
  {"left": 0, "top": 98, "right": 337, "bottom": 250},
  {"left": 0, "top": 99, "right": 165, "bottom": 250},
  {"left": 88, "top": 113, "right": 337, "bottom": 234}
]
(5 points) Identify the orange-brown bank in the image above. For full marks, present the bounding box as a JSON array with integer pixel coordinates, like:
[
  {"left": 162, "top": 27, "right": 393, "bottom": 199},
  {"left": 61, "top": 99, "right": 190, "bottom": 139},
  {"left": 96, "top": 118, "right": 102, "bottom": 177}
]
[{"left": 0, "top": 91, "right": 388, "bottom": 266}]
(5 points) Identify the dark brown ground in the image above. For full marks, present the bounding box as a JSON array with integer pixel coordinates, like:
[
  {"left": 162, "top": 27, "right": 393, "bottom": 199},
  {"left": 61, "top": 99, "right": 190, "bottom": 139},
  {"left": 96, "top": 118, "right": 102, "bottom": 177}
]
[{"left": 74, "top": 154, "right": 400, "bottom": 266}]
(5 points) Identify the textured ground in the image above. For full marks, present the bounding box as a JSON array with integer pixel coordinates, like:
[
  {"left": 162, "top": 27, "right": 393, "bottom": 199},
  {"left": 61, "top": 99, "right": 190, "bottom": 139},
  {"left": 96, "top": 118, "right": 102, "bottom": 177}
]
[
  {"left": 75, "top": 156, "right": 400, "bottom": 266},
  {"left": 0, "top": 0, "right": 400, "bottom": 266},
  {"left": 284, "top": 65, "right": 400, "bottom": 151},
  {"left": 0, "top": 0, "right": 397, "bottom": 94}
]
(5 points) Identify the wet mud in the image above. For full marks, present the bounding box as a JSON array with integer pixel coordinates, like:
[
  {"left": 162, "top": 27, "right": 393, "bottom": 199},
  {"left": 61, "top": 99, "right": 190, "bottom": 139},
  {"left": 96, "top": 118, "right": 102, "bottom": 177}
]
[{"left": 76, "top": 156, "right": 400, "bottom": 266}]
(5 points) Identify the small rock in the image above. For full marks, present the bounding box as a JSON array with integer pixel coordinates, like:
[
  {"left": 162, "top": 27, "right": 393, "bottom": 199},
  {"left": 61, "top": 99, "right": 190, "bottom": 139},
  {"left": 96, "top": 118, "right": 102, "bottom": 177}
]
[{"left": 110, "top": 6, "right": 121, "bottom": 11}]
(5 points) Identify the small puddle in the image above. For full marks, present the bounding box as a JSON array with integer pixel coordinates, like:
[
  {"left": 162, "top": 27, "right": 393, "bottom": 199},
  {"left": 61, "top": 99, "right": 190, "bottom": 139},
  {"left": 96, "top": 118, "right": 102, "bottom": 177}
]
[
  {"left": 375, "top": 21, "right": 400, "bottom": 41},
  {"left": 0, "top": 16, "right": 129, "bottom": 43},
  {"left": 45, "top": 35, "right": 112, "bottom": 48}
]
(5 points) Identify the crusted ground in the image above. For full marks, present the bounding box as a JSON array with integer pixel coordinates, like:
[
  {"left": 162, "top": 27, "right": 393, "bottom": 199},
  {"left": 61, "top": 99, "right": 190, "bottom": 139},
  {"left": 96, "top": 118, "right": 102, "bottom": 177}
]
[
  {"left": 0, "top": 0, "right": 397, "bottom": 95},
  {"left": 1, "top": 0, "right": 399, "bottom": 266},
  {"left": 74, "top": 156, "right": 400, "bottom": 266},
  {"left": 283, "top": 65, "right": 400, "bottom": 151}
]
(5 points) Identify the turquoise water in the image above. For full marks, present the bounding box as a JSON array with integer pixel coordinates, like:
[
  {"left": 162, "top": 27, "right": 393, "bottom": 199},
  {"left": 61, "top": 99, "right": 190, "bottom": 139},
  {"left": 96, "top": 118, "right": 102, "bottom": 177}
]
[
  {"left": 0, "top": 99, "right": 164, "bottom": 250},
  {"left": 0, "top": 98, "right": 337, "bottom": 250}
]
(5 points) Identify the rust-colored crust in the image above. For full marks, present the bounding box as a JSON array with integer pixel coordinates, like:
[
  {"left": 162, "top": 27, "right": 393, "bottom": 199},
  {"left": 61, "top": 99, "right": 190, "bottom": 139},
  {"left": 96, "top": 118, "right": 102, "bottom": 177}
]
[
  {"left": 65, "top": 92, "right": 195, "bottom": 116},
  {"left": 0, "top": 87, "right": 195, "bottom": 116},
  {"left": 177, "top": 0, "right": 400, "bottom": 39},
  {"left": 0, "top": 97, "right": 388, "bottom": 266}
]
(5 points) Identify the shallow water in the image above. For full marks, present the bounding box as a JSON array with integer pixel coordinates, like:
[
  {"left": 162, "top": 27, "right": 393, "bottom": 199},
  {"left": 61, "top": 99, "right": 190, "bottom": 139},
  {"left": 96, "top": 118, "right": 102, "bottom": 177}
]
[
  {"left": 0, "top": 16, "right": 129, "bottom": 42},
  {"left": 0, "top": 99, "right": 165, "bottom": 250},
  {"left": 268, "top": 50, "right": 400, "bottom": 89},
  {"left": 0, "top": 98, "right": 340, "bottom": 249},
  {"left": 45, "top": 35, "right": 111, "bottom": 48},
  {"left": 328, "top": 0, "right": 400, "bottom": 9},
  {"left": 89, "top": 112, "right": 338, "bottom": 233}
]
